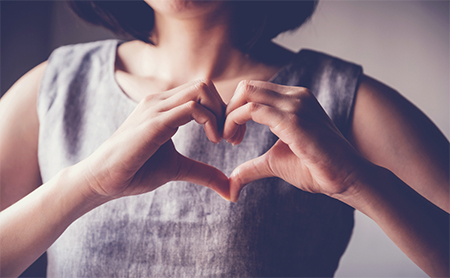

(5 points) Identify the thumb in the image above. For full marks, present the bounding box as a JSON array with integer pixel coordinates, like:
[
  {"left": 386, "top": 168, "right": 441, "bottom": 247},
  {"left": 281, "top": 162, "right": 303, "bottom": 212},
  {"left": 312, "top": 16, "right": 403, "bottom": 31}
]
[
  {"left": 229, "top": 153, "right": 274, "bottom": 202},
  {"left": 176, "top": 154, "right": 231, "bottom": 201}
]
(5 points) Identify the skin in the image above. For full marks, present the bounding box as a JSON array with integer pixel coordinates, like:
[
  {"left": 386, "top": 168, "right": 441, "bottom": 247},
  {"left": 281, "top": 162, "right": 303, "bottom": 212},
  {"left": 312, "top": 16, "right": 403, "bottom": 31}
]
[{"left": 0, "top": 1, "right": 448, "bottom": 277}]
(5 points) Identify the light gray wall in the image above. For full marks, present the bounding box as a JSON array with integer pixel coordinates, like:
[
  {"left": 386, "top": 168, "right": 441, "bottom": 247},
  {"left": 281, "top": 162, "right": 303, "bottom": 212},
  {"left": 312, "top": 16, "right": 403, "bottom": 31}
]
[
  {"left": 273, "top": 1, "right": 448, "bottom": 277},
  {"left": 2, "top": 1, "right": 448, "bottom": 277},
  {"left": 275, "top": 0, "right": 449, "bottom": 139}
]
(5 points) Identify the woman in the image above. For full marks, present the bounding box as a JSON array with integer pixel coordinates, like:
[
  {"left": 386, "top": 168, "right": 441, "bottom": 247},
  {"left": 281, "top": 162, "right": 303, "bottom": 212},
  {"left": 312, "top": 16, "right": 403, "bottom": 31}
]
[{"left": 0, "top": 1, "right": 448, "bottom": 277}]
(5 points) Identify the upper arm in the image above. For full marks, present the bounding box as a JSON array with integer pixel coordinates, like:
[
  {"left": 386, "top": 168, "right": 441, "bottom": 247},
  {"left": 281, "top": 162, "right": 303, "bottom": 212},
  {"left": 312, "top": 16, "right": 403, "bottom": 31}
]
[
  {"left": 0, "top": 61, "right": 47, "bottom": 210},
  {"left": 349, "top": 75, "right": 449, "bottom": 212}
]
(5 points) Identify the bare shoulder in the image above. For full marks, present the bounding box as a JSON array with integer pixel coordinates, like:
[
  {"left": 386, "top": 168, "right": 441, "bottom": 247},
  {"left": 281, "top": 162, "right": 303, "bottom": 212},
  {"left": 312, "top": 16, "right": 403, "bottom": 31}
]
[
  {"left": 1, "top": 61, "right": 47, "bottom": 107},
  {"left": 349, "top": 75, "right": 449, "bottom": 211},
  {"left": 0, "top": 61, "right": 47, "bottom": 210}
]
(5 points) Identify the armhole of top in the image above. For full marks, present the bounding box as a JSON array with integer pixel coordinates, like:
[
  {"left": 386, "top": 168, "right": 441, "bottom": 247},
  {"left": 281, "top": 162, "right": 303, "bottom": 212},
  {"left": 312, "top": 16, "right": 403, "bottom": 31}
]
[
  {"left": 345, "top": 69, "right": 364, "bottom": 138},
  {"left": 36, "top": 40, "right": 123, "bottom": 123},
  {"left": 296, "top": 49, "right": 364, "bottom": 138},
  {"left": 36, "top": 47, "right": 61, "bottom": 122}
]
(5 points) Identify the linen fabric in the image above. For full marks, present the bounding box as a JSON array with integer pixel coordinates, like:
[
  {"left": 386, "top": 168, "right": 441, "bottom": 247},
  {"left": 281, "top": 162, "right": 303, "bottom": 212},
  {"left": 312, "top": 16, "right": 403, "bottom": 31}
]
[{"left": 38, "top": 39, "right": 362, "bottom": 277}]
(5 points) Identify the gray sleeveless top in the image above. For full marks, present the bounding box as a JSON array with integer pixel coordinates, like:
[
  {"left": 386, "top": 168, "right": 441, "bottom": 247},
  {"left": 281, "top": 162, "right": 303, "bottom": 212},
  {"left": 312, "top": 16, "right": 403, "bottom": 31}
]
[{"left": 38, "top": 40, "right": 362, "bottom": 277}]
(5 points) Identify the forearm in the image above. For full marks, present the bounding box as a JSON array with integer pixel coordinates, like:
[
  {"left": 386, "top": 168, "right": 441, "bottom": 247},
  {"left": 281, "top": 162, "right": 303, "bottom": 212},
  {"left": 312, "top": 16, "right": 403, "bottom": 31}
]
[
  {"left": 0, "top": 166, "right": 109, "bottom": 277},
  {"left": 334, "top": 165, "right": 449, "bottom": 277}
]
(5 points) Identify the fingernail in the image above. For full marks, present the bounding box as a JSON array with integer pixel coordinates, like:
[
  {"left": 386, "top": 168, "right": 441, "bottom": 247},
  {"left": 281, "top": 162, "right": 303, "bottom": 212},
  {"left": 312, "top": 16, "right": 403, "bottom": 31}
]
[{"left": 227, "top": 140, "right": 236, "bottom": 146}]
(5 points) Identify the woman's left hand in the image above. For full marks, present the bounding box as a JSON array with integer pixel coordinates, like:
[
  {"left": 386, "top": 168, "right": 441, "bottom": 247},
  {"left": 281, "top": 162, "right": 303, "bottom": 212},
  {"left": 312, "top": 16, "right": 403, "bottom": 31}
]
[{"left": 224, "top": 80, "right": 371, "bottom": 202}]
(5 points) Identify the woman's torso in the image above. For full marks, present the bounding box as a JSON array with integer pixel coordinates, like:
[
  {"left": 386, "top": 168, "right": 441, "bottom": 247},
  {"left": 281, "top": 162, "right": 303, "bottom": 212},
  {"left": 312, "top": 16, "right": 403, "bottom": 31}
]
[{"left": 38, "top": 39, "right": 361, "bottom": 277}]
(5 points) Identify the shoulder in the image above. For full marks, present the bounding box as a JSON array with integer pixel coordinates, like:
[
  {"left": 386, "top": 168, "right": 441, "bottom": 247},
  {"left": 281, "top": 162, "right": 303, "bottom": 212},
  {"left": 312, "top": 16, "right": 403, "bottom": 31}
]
[
  {"left": 46, "top": 39, "right": 121, "bottom": 72},
  {"left": 350, "top": 74, "right": 443, "bottom": 150},
  {"left": 0, "top": 61, "right": 48, "bottom": 207},
  {"left": 351, "top": 74, "right": 423, "bottom": 145},
  {"left": 1, "top": 61, "right": 47, "bottom": 109},
  {"left": 1, "top": 61, "right": 47, "bottom": 142},
  {"left": 350, "top": 75, "right": 449, "bottom": 210}
]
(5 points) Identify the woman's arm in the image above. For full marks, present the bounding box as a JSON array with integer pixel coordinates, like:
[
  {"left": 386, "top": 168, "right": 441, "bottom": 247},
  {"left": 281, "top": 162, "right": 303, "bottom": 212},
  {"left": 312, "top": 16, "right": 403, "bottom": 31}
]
[
  {"left": 0, "top": 62, "right": 46, "bottom": 211},
  {"left": 0, "top": 163, "right": 109, "bottom": 277},
  {"left": 0, "top": 62, "right": 50, "bottom": 277},
  {"left": 225, "top": 79, "right": 449, "bottom": 277},
  {"left": 335, "top": 162, "right": 449, "bottom": 277},
  {"left": 344, "top": 75, "right": 449, "bottom": 276},
  {"left": 0, "top": 74, "right": 230, "bottom": 277},
  {"left": 349, "top": 75, "right": 449, "bottom": 212}
]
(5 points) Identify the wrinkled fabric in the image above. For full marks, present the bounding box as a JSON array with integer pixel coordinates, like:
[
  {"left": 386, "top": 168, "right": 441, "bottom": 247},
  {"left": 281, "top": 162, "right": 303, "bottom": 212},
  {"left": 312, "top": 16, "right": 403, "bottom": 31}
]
[{"left": 38, "top": 40, "right": 362, "bottom": 277}]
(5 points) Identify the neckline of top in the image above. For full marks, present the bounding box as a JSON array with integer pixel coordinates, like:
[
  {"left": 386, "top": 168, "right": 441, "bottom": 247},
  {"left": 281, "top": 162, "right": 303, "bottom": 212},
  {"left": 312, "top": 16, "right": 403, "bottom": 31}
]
[{"left": 108, "top": 39, "right": 295, "bottom": 105}]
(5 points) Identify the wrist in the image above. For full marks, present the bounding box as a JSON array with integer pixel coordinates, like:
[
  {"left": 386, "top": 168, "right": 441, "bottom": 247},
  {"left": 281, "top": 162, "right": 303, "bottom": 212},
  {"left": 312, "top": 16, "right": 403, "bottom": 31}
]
[
  {"left": 329, "top": 161, "right": 391, "bottom": 215},
  {"left": 57, "top": 165, "right": 113, "bottom": 216}
]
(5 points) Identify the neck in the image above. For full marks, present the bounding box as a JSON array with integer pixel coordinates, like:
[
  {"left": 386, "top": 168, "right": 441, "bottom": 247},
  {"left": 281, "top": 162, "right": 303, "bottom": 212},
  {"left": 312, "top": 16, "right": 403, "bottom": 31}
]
[{"left": 142, "top": 4, "right": 253, "bottom": 85}]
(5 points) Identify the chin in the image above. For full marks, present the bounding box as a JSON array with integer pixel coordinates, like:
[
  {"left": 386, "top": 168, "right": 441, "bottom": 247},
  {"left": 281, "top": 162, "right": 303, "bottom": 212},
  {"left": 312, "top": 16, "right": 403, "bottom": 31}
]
[{"left": 144, "top": 0, "right": 226, "bottom": 19}]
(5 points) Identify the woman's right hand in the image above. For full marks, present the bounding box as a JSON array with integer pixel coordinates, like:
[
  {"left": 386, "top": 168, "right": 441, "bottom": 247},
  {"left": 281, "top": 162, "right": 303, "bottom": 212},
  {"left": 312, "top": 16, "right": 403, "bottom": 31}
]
[{"left": 77, "top": 80, "right": 230, "bottom": 201}]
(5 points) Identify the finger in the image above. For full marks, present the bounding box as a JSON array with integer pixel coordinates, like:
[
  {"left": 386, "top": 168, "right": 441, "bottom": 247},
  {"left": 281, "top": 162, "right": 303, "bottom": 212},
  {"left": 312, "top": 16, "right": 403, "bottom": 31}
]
[
  {"left": 229, "top": 152, "right": 273, "bottom": 202},
  {"left": 226, "top": 80, "right": 300, "bottom": 118},
  {"left": 227, "top": 124, "right": 242, "bottom": 145},
  {"left": 236, "top": 124, "right": 247, "bottom": 145},
  {"left": 176, "top": 154, "right": 231, "bottom": 201},
  {"left": 162, "top": 80, "right": 226, "bottom": 131},
  {"left": 162, "top": 79, "right": 224, "bottom": 114},
  {"left": 145, "top": 101, "right": 222, "bottom": 146},
  {"left": 238, "top": 79, "right": 293, "bottom": 92},
  {"left": 156, "top": 81, "right": 200, "bottom": 101},
  {"left": 157, "top": 100, "right": 222, "bottom": 144},
  {"left": 227, "top": 124, "right": 246, "bottom": 146},
  {"left": 206, "top": 81, "right": 226, "bottom": 132},
  {"left": 226, "top": 80, "right": 278, "bottom": 115},
  {"left": 239, "top": 80, "right": 311, "bottom": 99},
  {"left": 224, "top": 102, "right": 293, "bottom": 144}
]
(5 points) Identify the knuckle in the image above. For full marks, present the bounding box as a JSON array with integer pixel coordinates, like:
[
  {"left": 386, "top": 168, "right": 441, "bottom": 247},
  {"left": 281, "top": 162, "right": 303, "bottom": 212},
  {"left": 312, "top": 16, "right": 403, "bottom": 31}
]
[
  {"left": 285, "top": 88, "right": 298, "bottom": 96},
  {"left": 301, "top": 87, "right": 313, "bottom": 95},
  {"left": 300, "top": 88, "right": 314, "bottom": 99},
  {"left": 248, "top": 102, "right": 261, "bottom": 113},
  {"left": 238, "top": 79, "right": 251, "bottom": 88},
  {"left": 185, "top": 100, "right": 198, "bottom": 110},
  {"left": 290, "top": 87, "right": 311, "bottom": 98},
  {"left": 193, "top": 79, "right": 209, "bottom": 92},
  {"left": 286, "top": 88, "right": 314, "bottom": 113},
  {"left": 190, "top": 79, "right": 213, "bottom": 103},
  {"left": 142, "top": 93, "right": 158, "bottom": 104},
  {"left": 240, "top": 82, "right": 256, "bottom": 98},
  {"left": 289, "top": 97, "right": 304, "bottom": 113}
]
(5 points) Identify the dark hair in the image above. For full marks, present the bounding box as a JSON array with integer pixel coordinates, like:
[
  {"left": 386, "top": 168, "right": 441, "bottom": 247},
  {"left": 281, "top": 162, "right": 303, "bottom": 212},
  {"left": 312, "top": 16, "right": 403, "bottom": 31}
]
[{"left": 68, "top": 1, "right": 317, "bottom": 53}]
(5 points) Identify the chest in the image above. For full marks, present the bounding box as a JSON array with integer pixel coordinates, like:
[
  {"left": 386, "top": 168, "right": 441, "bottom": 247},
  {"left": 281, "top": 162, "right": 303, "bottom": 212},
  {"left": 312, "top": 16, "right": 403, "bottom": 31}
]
[{"left": 114, "top": 67, "right": 282, "bottom": 104}]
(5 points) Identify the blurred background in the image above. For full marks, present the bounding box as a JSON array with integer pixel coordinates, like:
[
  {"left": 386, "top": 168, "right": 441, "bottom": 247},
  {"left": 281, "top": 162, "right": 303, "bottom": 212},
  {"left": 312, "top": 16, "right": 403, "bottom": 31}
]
[{"left": 1, "top": 0, "right": 448, "bottom": 277}]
